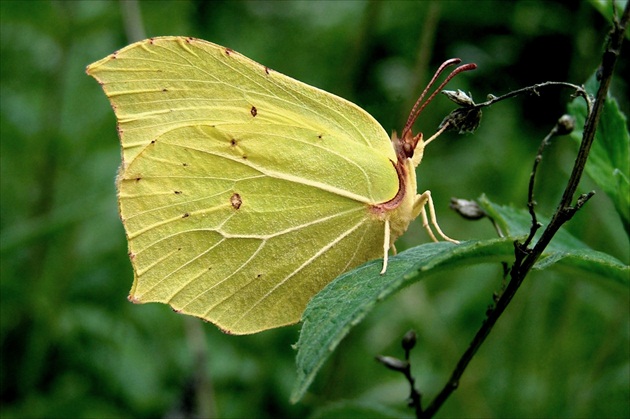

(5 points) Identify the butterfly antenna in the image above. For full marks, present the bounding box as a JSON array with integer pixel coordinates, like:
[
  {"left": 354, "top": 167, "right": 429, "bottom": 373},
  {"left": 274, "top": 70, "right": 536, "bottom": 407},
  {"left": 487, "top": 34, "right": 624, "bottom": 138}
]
[{"left": 401, "top": 59, "right": 477, "bottom": 139}]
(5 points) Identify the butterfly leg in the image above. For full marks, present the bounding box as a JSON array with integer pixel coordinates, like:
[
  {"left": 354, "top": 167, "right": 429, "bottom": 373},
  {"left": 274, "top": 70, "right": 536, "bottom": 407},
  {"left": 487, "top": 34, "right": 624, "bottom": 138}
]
[
  {"left": 380, "top": 220, "right": 391, "bottom": 274},
  {"left": 415, "top": 191, "right": 459, "bottom": 244}
]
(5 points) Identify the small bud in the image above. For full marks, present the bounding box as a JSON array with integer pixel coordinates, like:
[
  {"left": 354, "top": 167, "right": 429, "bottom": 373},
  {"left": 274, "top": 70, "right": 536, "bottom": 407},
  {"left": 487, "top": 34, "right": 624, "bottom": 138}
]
[
  {"left": 450, "top": 198, "right": 486, "bottom": 220},
  {"left": 402, "top": 330, "right": 417, "bottom": 351},
  {"left": 442, "top": 89, "right": 475, "bottom": 106},
  {"left": 440, "top": 89, "right": 482, "bottom": 134},
  {"left": 376, "top": 355, "right": 409, "bottom": 372},
  {"left": 555, "top": 114, "right": 575, "bottom": 135}
]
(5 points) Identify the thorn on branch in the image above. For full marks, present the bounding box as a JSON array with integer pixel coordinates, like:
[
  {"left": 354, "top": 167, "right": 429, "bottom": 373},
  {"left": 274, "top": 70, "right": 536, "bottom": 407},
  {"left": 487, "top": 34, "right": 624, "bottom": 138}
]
[{"left": 575, "top": 191, "right": 595, "bottom": 210}]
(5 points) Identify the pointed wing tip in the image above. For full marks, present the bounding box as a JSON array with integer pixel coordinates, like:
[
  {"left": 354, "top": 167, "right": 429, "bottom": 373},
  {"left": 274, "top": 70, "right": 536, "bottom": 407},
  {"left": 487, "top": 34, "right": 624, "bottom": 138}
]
[{"left": 85, "top": 60, "right": 101, "bottom": 77}]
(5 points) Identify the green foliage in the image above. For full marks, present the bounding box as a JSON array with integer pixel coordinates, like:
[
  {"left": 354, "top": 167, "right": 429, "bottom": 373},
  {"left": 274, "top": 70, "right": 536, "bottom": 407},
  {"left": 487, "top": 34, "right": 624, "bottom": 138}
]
[
  {"left": 568, "top": 73, "right": 630, "bottom": 234},
  {"left": 293, "top": 198, "right": 629, "bottom": 403},
  {"left": 1, "top": 1, "right": 628, "bottom": 418},
  {"left": 310, "top": 400, "right": 410, "bottom": 419}
]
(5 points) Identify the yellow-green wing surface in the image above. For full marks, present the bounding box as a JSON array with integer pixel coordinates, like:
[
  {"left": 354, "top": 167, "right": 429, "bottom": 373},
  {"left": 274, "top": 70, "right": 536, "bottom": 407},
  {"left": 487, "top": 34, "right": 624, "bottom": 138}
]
[{"left": 87, "top": 37, "right": 400, "bottom": 334}]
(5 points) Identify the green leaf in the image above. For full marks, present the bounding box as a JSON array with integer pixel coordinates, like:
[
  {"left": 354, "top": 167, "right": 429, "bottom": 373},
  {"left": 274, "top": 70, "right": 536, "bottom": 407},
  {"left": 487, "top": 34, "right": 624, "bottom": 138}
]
[
  {"left": 534, "top": 249, "right": 629, "bottom": 284},
  {"left": 292, "top": 197, "right": 629, "bottom": 402},
  {"left": 292, "top": 237, "right": 516, "bottom": 403},
  {"left": 310, "top": 400, "right": 410, "bottom": 419},
  {"left": 478, "top": 195, "right": 589, "bottom": 251},
  {"left": 567, "top": 73, "right": 630, "bottom": 235},
  {"left": 479, "top": 195, "right": 628, "bottom": 283}
]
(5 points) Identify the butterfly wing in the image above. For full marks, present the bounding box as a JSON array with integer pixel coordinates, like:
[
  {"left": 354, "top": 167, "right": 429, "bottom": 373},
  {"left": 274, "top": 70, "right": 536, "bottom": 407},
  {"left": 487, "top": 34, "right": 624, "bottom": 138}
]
[{"left": 87, "top": 37, "right": 400, "bottom": 334}]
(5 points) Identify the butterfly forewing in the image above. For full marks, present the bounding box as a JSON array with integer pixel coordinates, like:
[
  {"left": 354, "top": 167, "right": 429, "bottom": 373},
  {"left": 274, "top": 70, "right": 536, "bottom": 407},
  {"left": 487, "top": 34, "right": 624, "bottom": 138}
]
[{"left": 88, "top": 37, "right": 402, "bottom": 333}]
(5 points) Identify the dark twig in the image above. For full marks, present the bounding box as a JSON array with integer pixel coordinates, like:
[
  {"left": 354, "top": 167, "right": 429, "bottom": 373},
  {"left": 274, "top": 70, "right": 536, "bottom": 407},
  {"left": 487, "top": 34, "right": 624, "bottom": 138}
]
[
  {"left": 440, "top": 82, "right": 590, "bottom": 135},
  {"left": 522, "top": 124, "right": 555, "bottom": 248},
  {"left": 475, "top": 81, "right": 592, "bottom": 113},
  {"left": 376, "top": 330, "right": 423, "bottom": 417},
  {"left": 421, "top": 4, "right": 629, "bottom": 418},
  {"left": 522, "top": 114, "right": 576, "bottom": 249}
]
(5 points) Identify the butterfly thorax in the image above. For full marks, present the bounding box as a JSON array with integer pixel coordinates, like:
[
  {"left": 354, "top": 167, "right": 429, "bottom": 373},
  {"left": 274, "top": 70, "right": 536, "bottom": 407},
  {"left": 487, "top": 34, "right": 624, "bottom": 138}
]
[{"left": 369, "top": 130, "right": 425, "bottom": 243}]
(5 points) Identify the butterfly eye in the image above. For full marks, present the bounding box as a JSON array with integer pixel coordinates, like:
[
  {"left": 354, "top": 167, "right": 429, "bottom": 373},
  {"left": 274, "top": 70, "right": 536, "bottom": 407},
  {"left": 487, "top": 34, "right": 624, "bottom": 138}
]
[
  {"left": 397, "top": 130, "right": 422, "bottom": 160},
  {"left": 402, "top": 142, "right": 414, "bottom": 158}
]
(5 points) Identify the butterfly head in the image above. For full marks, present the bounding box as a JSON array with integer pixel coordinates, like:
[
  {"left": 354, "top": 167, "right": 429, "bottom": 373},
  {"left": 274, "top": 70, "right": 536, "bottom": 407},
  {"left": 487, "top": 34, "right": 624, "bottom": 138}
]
[{"left": 392, "top": 129, "right": 422, "bottom": 161}]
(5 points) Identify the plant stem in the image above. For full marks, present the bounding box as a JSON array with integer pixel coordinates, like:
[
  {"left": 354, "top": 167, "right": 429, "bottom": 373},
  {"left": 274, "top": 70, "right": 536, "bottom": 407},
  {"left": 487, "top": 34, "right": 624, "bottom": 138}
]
[{"left": 474, "top": 81, "right": 590, "bottom": 111}]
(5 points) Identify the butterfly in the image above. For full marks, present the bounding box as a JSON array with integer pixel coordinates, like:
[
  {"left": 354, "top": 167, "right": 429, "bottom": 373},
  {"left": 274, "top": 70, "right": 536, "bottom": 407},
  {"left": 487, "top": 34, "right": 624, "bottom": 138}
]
[{"left": 87, "top": 36, "right": 475, "bottom": 334}]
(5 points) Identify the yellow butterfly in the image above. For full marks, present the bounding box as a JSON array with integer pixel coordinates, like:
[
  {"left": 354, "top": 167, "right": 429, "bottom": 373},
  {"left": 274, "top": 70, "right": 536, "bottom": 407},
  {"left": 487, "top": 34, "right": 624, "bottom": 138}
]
[{"left": 87, "top": 37, "right": 475, "bottom": 334}]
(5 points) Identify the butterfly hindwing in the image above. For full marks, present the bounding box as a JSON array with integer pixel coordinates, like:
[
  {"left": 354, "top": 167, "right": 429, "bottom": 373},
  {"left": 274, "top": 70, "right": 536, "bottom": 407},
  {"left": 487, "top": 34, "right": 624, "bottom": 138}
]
[{"left": 121, "top": 125, "right": 388, "bottom": 331}]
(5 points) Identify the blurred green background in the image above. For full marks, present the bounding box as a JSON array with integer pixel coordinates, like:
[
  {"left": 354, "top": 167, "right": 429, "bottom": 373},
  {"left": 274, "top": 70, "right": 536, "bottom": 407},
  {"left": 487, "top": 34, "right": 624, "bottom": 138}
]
[{"left": 1, "top": 0, "right": 628, "bottom": 418}]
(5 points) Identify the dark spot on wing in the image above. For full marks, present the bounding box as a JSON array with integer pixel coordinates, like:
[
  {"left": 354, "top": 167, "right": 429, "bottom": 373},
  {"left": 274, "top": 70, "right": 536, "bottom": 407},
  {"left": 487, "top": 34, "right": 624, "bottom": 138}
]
[
  {"left": 182, "top": 213, "right": 190, "bottom": 218},
  {"left": 250, "top": 106, "right": 257, "bottom": 117},
  {"left": 174, "top": 190, "right": 182, "bottom": 195},
  {"left": 230, "top": 193, "right": 242, "bottom": 210}
]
